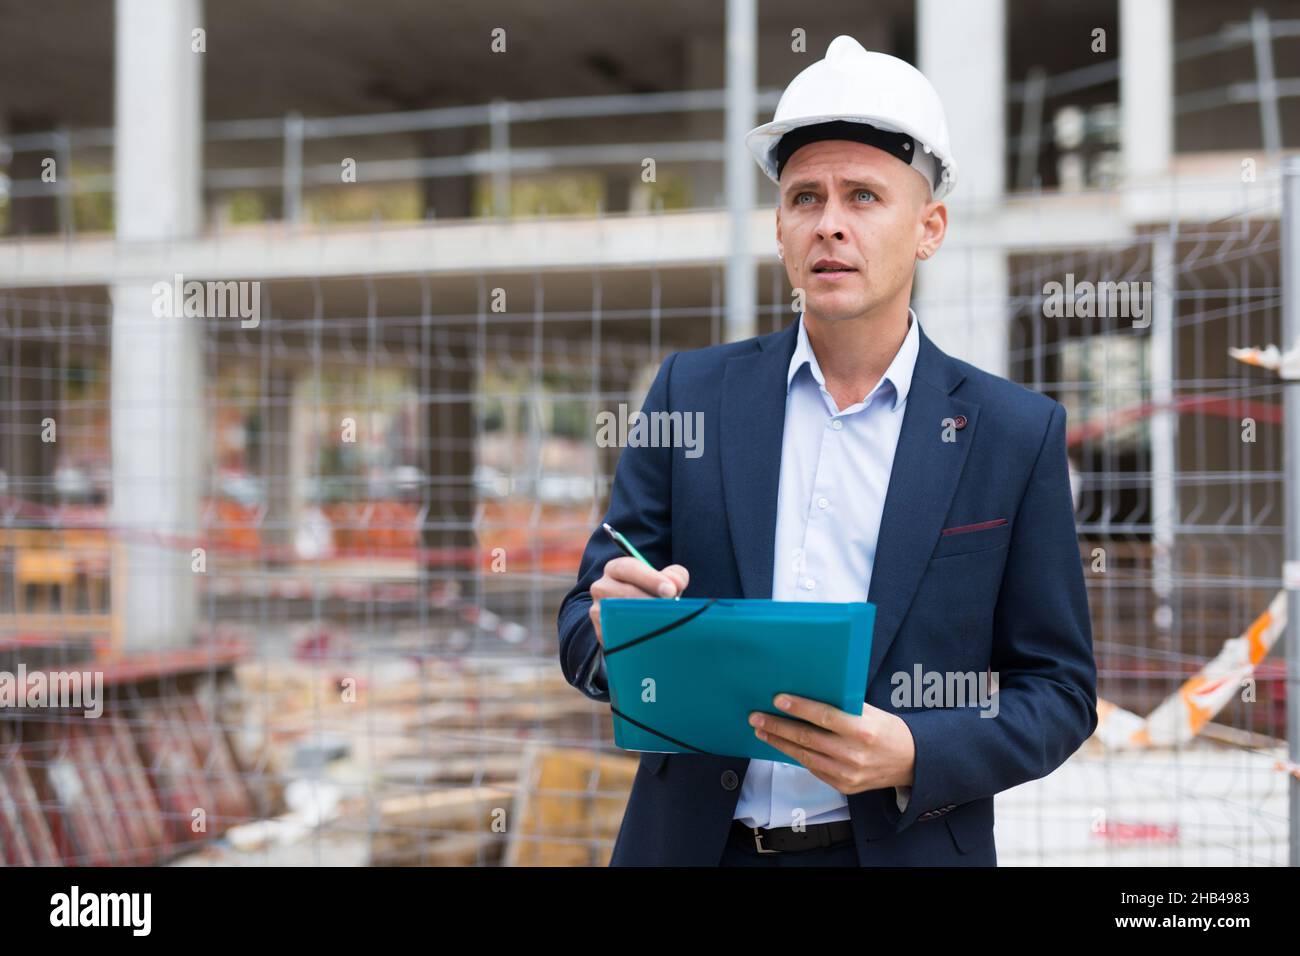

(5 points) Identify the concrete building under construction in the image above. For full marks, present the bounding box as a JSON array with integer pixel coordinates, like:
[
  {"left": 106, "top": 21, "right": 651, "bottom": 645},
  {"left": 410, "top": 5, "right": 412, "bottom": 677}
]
[{"left": 1, "top": 0, "right": 1298, "bottom": 866}]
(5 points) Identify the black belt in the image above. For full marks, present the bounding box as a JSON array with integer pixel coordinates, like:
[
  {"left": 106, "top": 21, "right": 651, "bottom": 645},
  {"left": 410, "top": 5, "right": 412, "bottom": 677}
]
[{"left": 729, "top": 819, "right": 855, "bottom": 854}]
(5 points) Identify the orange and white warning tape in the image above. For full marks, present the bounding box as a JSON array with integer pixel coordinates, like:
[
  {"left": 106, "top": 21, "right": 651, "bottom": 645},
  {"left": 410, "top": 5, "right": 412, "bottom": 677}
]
[
  {"left": 1093, "top": 589, "right": 1287, "bottom": 750},
  {"left": 1228, "top": 343, "right": 1300, "bottom": 379},
  {"left": 1272, "top": 758, "right": 1300, "bottom": 781}
]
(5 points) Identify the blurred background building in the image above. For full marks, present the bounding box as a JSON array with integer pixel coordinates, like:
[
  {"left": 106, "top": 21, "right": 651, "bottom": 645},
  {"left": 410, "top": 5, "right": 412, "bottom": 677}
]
[{"left": 1, "top": 0, "right": 1299, "bottom": 865}]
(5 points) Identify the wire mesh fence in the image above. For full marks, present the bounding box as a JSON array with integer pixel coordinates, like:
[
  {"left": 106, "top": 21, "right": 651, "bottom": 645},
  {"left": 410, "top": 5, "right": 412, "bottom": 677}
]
[
  {"left": 2, "top": 5, "right": 1299, "bottom": 866},
  {"left": 3, "top": 171, "right": 1295, "bottom": 865},
  {"left": 0, "top": 271, "right": 721, "bottom": 865},
  {"left": 1000, "top": 207, "right": 1293, "bottom": 865}
]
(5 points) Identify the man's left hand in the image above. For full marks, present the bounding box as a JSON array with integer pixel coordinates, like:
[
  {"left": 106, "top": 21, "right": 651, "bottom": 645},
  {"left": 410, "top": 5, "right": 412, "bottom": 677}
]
[{"left": 749, "top": 695, "right": 916, "bottom": 795}]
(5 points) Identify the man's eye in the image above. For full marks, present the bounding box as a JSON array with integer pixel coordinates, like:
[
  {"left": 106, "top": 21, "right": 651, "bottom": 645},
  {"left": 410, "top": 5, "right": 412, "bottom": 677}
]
[
  {"left": 856, "top": 189, "right": 877, "bottom": 202},
  {"left": 795, "top": 193, "right": 815, "bottom": 204}
]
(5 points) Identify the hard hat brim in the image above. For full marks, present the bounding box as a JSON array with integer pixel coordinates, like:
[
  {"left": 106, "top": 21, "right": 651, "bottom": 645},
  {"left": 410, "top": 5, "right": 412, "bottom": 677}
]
[{"left": 745, "top": 113, "right": 957, "bottom": 201}]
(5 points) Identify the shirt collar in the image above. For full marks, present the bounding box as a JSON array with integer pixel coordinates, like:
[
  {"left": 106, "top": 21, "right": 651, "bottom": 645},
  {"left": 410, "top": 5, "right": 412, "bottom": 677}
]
[{"left": 785, "top": 307, "right": 920, "bottom": 412}]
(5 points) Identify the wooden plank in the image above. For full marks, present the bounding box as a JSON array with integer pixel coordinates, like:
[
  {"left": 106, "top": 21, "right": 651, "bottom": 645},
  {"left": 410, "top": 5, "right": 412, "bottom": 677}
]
[
  {"left": 368, "top": 785, "right": 513, "bottom": 866},
  {"left": 505, "top": 746, "right": 637, "bottom": 867},
  {"left": 377, "top": 784, "right": 513, "bottom": 826},
  {"left": 101, "top": 717, "right": 167, "bottom": 861},
  {"left": 0, "top": 613, "right": 113, "bottom": 633},
  {"left": 379, "top": 753, "right": 522, "bottom": 786},
  {"left": 370, "top": 831, "right": 504, "bottom": 867},
  {"left": 51, "top": 725, "right": 114, "bottom": 866},
  {"left": 0, "top": 754, "right": 55, "bottom": 865},
  {"left": 175, "top": 696, "right": 254, "bottom": 826},
  {"left": 80, "top": 721, "right": 150, "bottom": 864}
]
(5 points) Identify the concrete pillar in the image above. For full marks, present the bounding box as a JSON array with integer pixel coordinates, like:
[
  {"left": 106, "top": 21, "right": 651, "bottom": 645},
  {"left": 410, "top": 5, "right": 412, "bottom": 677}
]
[
  {"left": 919, "top": 0, "right": 1006, "bottom": 206},
  {"left": 1120, "top": 0, "right": 1173, "bottom": 188},
  {"left": 915, "top": 0, "right": 1010, "bottom": 376},
  {"left": 725, "top": 0, "right": 757, "bottom": 344},
  {"left": 114, "top": 1, "right": 203, "bottom": 242},
  {"left": 110, "top": 0, "right": 205, "bottom": 652}
]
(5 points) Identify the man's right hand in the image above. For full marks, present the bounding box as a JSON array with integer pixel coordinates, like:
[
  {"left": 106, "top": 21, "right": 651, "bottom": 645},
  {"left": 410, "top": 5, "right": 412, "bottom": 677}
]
[{"left": 588, "top": 557, "right": 690, "bottom": 647}]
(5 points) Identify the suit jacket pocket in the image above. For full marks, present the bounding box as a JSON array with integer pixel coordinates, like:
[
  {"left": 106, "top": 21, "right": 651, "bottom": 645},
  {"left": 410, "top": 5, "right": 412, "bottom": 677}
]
[
  {"left": 930, "top": 520, "right": 1012, "bottom": 559},
  {"left": 943, "top": 800, "right": 991, "bottom": 855}
]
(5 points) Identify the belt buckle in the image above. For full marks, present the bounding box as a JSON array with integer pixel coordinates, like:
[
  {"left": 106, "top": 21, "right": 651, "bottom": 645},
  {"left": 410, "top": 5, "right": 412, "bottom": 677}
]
[{"left": 752, "top": 826, "right": 780, "bottom": 854}]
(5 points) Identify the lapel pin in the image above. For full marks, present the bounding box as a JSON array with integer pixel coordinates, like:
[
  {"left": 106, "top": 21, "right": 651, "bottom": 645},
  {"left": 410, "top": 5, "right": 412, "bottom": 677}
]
[{"left": 952, "top": 415, "right": 967, "bottom": 429}]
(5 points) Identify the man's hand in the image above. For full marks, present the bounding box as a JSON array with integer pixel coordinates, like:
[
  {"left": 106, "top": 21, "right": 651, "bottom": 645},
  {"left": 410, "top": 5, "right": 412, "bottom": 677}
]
[
  {"left": 588, "top": 558, "right": 690, "bottom": 647},
  {"left": 749, "top": 695, "right": 916, "bottom": 794}
]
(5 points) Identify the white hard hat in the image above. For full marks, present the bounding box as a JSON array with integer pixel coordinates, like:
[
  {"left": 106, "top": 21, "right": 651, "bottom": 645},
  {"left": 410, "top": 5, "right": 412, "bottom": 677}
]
[{"left": 745, "top": 35, "right": 958, "bottom": 201}]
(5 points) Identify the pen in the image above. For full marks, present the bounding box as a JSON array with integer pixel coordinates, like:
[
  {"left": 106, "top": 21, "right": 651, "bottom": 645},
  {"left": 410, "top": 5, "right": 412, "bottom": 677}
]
[{"left": 602, "top": 522, "right": 680, "bottom": 601}]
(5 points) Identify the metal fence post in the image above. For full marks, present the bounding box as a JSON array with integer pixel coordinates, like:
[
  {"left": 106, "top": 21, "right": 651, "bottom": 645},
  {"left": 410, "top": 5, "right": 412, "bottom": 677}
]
[
  {"left": 489, "top": 98, "right": 511, "bottom": 219},
  {"left": 1151, "top": 230, "right": 1177, "bottom": 623},
  {"left": 283, "top": 111, "right": 304, "bottom": 224},
  {"left": 1249, "top": 9, "right": 1282, "bottom": 156},
  {"left": 54, "top": 127, "right": 74, "bottom": 237},
  {"left": 724, "top": 0, "right": 757, "bottom": 343},
  {"left": 1281, "top": 155, "right": 1300, "bottom": 867},
  {"left": 1015, "top": 66, "right": 1048, "bottom": 191}
]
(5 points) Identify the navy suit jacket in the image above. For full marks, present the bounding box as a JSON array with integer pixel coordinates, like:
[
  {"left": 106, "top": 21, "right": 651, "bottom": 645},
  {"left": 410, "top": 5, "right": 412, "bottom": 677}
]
[{"left": 556, "top": 315, "right": 1098, "bottom": 866}]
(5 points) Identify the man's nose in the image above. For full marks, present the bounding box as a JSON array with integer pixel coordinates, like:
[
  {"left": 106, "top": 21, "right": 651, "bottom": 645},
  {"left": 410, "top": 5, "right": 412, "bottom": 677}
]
[{"left": 815, "top": 197, "right": 847, "bottom": 238}]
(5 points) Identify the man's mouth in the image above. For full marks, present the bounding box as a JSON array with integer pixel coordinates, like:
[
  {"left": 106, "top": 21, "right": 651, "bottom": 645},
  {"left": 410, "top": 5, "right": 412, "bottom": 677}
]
[{"left": 811, "top": 259, "right": 857, "bottom": 276}]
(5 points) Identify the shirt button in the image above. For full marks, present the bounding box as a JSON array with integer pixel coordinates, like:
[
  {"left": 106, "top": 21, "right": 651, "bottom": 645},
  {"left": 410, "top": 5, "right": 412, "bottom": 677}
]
[
  {"left": 804, "top": 579, "right": 816, "bottom": 590},
  {"left": 817, "top": 497, "right": 829, "bottom": 509},
  {"left": 830, "top": 419, "right": 843, "bottom": 430}
]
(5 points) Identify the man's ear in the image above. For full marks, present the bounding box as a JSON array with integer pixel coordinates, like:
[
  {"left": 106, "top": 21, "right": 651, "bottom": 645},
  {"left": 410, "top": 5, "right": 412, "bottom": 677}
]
[{"left": 917, "top": 199, "right": 947, "bottom": 260}]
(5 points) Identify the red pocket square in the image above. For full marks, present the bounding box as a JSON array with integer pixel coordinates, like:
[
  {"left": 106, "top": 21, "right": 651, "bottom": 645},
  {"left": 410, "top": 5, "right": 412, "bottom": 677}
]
[{"left": 940, "top": 518, "right": 1008, "bottom": 536}]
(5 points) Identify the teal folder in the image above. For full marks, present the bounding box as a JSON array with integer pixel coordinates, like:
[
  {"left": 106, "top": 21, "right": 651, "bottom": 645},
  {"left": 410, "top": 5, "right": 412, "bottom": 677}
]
[{"left": 599, "top": 597, "right": 875, "bottom": 765}]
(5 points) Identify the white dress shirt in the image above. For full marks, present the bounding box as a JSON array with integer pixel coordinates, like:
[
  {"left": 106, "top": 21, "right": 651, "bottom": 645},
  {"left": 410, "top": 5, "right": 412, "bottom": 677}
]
[{"left": 733, "top": 308, "right": 919, "bottom": 829}]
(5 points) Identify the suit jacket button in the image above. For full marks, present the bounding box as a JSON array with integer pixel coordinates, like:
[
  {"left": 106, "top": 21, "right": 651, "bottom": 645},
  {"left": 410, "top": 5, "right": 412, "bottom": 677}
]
[{"left": 720, "top": 770, "right": 739, "bottom": 791}]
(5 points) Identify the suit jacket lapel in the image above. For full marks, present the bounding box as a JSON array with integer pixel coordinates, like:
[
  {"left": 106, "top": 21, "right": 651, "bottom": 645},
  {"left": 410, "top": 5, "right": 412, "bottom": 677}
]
[
  {"left": 864, "top": 327, "right": 978, "bottom": 686},
  {"left": 720, "top": 319, "right": 800, "bottom": 600}
]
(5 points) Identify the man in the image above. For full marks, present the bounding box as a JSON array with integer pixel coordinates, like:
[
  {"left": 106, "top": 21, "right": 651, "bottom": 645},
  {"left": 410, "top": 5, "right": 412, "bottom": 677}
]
[{"left": 556, "top": 36, "right": 1097, "bottom": 866}]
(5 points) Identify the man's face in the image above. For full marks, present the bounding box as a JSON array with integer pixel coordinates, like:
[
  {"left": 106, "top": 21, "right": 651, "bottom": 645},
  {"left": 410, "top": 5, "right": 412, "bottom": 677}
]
[{"left": 776, "top": 139, "right": 945, "bottom": 322}]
